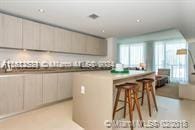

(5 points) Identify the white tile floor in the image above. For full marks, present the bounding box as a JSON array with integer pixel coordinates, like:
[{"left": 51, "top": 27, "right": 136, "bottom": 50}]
[
  {"left": 115, "top": 96, "right": 195, "bottom": 130},
  {"left": 0, "top": 100, "right": 84, "bottom": 130},
  {"left": 0, "top": 96, "right": 194, "bottom": 130}
]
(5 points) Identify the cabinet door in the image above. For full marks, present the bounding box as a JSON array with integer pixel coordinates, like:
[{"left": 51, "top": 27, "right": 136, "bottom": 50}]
[
  {"left": 99, "top": 39, "right": 107, "bottom": 56},
  {"left": 54, "top": 28, "right": 72, "bottom": 53},
  {"left": 0, "top": 14, "right": 3, "bottom": 45},
  {"left": 86, "top": 36, "right": 100, "bottom": 55},
  {"left": 57, "top": 73, "right": 73, "bottom": 100},
  {"left": 71, "top": 32, "right": 87, "bottom": 54},
  {"left": 64, "top": 30, "right": 72, "bottom": 52},
  {"left": 0, "top": 75, "right": 23, "bottom": 115},
  {"left": 54, "top": 28, "right": 65, "bottom": 52},
  {"left": 23, "top": 20, "right": 40, "bottom": 50},
  {"left": 40, "top": 24, "right": 54, "bottom": 51},
  {"left": 0, "top": 13, "right": 22, "bottom": 48},
  {"left": 24, "top": 74, "right": 43, "bottom": 109},
  {"left": 43, "top": 74, "right": 58, "bottom": 104}
]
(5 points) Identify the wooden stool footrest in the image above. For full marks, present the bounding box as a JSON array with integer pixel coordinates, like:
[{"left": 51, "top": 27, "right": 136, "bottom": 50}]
[{"left": 115, "top": 106, "right": 125, "bottom": 112}]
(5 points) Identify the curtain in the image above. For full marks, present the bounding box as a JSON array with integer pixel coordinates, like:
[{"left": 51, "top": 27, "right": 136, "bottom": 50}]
[
  {"left": 119, "top": 43, "right": 145, "bottom": 67},
  {"left": 154, "top": 39, "right": 188, "bottom": 83}
]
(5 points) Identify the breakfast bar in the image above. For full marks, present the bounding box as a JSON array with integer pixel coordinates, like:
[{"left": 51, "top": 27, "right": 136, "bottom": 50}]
[{"left": 72, "top": 70, "right": 155, "bottom": 130}]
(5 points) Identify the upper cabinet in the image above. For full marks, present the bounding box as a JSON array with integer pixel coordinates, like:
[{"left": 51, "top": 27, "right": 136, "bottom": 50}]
[
  {"left": 54, "top": 28, "right": 72, "bottom": 52},
  {"left": 23, "top": 19, "right": 40, "bottom": 50},
  {"left": 64, "top": 30, "right": 72, "bottom": 52},
  {"left": 54, "top": 28, "right": 65, "bottom": 52},
  {"left": 0, "top": 13, "right": 22, "bottom": 48},
  {"left": 86, "top": 36, "right": 100, "bottom": 55},
  {"left": 0, "top": 13, "right": 107, "bottom": 56},
  {"left": 71, "top": 32, "right": 87, "bottom": 54},
  {"left": 40, "top": 24, "right": 54, "bottom": 51},
  {"left": 0, "top": 14, "right": 3, "bottom": 45},
  {"left": 99, "top": 39, "right": 107, "bottom": 56},
  {"left": 86, "top": 36, "right": 107, "bottom": 56}
]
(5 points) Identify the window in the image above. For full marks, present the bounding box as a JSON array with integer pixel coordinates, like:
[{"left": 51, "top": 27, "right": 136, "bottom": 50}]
[
  {"left": 119, "top": 43, "right": 145, "bottom": 67},
  {"left": 154, "top": 39, "right": 188, "bottom": 83}
]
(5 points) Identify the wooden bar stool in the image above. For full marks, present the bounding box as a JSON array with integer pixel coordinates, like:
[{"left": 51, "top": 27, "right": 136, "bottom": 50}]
[
  {"left": 113, "top": 83, "right": 143, "bottom": 130},
  {"left": 136, "top": 78, "right": 158, "bottom": 117}
]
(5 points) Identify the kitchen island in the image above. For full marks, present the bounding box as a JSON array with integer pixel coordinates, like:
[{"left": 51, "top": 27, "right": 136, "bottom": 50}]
[{"left": 72, "top": 70, "right": 155, "bottom": 130}]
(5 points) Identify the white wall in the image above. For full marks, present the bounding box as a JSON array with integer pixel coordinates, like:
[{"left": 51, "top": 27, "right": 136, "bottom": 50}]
[
  {"left": 106, "top": 38, "right": 117, "bottom": 62},
  {"left": 188, "top": 42, "right": 195, "bottom": 83},
  {"left": 118, "top": 29, "right": 184, "bottom": 44}
]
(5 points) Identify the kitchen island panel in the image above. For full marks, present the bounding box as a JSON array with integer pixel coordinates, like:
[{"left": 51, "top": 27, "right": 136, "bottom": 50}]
[
  {"left": 73, "top": 71, "right": 155, "bottom": 130},
  {"left": 73, "top": 72, "right": 113, "bottom": 130}
]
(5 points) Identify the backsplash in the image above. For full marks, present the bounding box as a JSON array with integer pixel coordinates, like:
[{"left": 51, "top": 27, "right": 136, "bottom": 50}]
[
  {"left": 0, "top": 48, "right": 109, "bottom": 62},
  {"left": 0, "top": 48, "right": 114, "bottom": 69}
]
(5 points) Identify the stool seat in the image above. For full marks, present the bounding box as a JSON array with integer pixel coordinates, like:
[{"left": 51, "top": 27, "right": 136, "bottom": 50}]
[
  {"left": 116, "top": 83, "right": 138, "bottom": 89},
  {"left": 137, "top": 78, "right": 154, "bottom": 83}
]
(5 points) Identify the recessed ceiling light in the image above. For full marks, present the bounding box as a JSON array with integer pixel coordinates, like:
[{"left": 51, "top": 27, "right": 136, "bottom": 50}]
[
  {"left": 38, "top": 8, "right": 45, "bottom": 13},
  {"left": 136, "top": 19, "right": 141, "bottom": 23},
  {"left": 102, "top": 30, "right": 105, "bottom": 33}
]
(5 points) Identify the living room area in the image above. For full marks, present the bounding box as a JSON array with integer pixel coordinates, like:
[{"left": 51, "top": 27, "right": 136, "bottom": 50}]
[{"left": 117, "top": 29, "right": 194, "bottom": 100}]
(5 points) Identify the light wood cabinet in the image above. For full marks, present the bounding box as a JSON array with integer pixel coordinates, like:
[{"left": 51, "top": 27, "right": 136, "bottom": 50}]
[
  {"left": 43, "top": 73, "right": 58, "bottom": 104},
  {"left": 54, "top": 28, "right": 65, "bottom": 52},
  {"left": 0, "top": 75, "right": 24, "bottom": 115},
  {"left": 40, "top": 24, "right": 54, "bottom": 51},
  {"left": 57, "top": 73, "right": 73, "bottom": 100},
  {"left": 86, "top": 36, "right": 107, "bottom": 56},
  {"left": 71, "top": 32, "right": 87, "bottom": 54},
  {"left": 0, "top": 13, "right": 22, "bottom": 48},
  {"left": 24, "top": 74, "right": 43, "bottom": 109},
  {"left": 0, "top": 13, "right": 107, "bottom": 55},
  {"left": 99, "top": 39, "right": 107, "bottom": 56},
  {"left": 64, "top": 30, "right": 72, "bottom": 52},
  {"left": 54, "top": 28, "right": 72, "bottom": 53},
  {"left": 0, "top": 14, "right": 3, "bottom": 45},
  {"left": 86, "top": 36, "right": 100, "bottom": 55},
  {"left": 23, "top": 20, "right": 40, "bottom": 50}
]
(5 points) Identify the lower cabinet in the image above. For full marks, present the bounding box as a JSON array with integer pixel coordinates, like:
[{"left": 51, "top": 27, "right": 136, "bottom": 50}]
[
  {"left": 0, "top": 75, "right": 24, "bottom": 115},
  {"left": 43, "top": 73, "right": 58, "bottom": 104},
  {"left": 0, "top": 72, "right": 73, "bottom": 116},
  {"left": 57, "top": 73, "right": 73, "bottom": 100},
  {"left": 24, "top": 74, "right": 43, "bottom": 109}
]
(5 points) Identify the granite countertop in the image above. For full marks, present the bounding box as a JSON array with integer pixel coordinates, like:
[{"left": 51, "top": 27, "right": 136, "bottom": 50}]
[
  {"left": 0, "top": 67, "right": 112, "bottom": 76},
  {"left": 74, "top": 70, "right": 155, "bottom": 80}
]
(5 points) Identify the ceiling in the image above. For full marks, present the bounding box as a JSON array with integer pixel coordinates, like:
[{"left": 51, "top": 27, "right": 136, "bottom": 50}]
[
  {"left": 0, "top": 0, "right": 194, "bottom": 40},
  {"left": 118, "top": 29, "right": 185, "bottom": 44}
]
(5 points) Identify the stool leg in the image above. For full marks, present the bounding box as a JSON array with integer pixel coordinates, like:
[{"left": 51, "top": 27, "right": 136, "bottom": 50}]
[
  {"left": 141, "top": 83, "right": 145, "bottom": 106},
  {"left": 146, "top": 85, "right": 152, "bottom": 117},
  {"left": 133, "top": 89, "right": 143, "bottom": 125},
  {"left": 124, "top": 90, "right": 127, "bottom": 118},
  {"left": 113, "top": 88, "right": 121, "bottom": 119},
  {"left": 133, "top": 98, "right": 136, "bottom": 111},
  {"left": 150, "top": 84, "right": 158, "bottom": 112},
  {"left": 127, "top": 89, "right": 133, "bottom": 130}
]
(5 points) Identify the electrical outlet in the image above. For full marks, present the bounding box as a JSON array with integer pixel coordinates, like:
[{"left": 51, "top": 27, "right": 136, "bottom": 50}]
[{"left": 81, "top": 85, "right": 85, "bottom": 94}]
